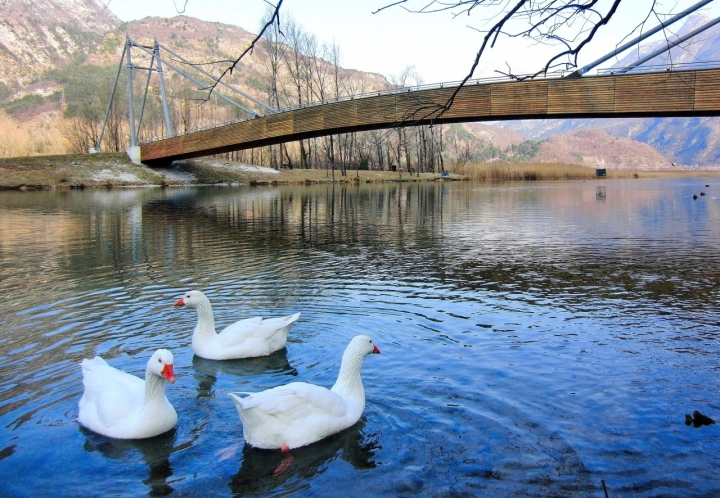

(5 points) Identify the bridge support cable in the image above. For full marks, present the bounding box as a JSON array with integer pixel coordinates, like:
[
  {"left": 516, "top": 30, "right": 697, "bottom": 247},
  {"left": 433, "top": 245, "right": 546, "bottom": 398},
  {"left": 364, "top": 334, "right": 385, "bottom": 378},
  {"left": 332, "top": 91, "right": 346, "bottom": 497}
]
[
  {"left": 614, "top": 16, "right": 720, "bottom": 74},
  {"left": 134, "top": 40, "right": 175, "bottom": 140},
  {"left": 129, "top": 41, "right": 260, "bottom": 119},
  {"left": 155, "top": 40, "right": 174, "bottom": 138},
  {"left": 96, "top": 34, "right": 268, "bottom": 156},
  {"left": 135, "top": 47, "right": 156, "bottom": 142},
  {"left": 568, "top": 0, "right": 714, "bottom": 77},
  {"left": 125, "top": 35, "right": 138, "bottom": 148},
  {"left": 94, "top": 41, "right": 126, "bottom": 153},
  {"left": 156, "top": 41, "right": 276, "bottom": 114}
]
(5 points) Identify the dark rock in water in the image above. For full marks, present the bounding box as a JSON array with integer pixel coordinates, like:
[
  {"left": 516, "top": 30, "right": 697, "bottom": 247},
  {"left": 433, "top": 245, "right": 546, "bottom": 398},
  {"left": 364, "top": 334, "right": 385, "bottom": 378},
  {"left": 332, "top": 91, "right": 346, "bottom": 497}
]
[
  {"left": 693, "top": 194, "right": 698, "bottom": 200},
  {"left": 686, "top": 410, "right": 716, "bottom": 428},
  {"left": 693, "top": 410, "right": 715, "bottom": 427}
]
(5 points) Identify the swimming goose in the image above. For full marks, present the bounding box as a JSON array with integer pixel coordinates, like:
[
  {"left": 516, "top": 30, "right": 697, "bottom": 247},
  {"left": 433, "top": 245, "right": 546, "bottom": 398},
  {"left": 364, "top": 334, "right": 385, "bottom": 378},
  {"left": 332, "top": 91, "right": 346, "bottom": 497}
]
[
  {"left": 228, "top": 335, "right": 380, "bottom": 474},
  {"left": 175, "top": 290, "right": 300, "bottom": 360},
  {"left": 78, "top": 349, "right": 177, "bottom": 439}
]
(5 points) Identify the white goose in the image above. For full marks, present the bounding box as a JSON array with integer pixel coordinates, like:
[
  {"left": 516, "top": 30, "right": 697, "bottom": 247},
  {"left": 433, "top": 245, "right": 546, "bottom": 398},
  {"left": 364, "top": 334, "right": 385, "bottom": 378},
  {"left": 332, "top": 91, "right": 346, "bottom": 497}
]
[
  {"left": 228, "top": 335, "right": 380, "bottom": 473},
  {"left": 78, "top": 349, "right": 178, "bottom": 439},
  {"left": 174, "top": 290, "right": 300, "bottom": 360}
]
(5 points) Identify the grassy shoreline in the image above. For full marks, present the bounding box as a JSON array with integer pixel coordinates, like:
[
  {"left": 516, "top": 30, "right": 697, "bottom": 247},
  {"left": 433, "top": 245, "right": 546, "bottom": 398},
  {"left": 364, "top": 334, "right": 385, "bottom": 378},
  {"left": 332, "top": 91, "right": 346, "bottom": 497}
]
[{"left": 1, "top": 153, "right": 718, "bottom": 190}]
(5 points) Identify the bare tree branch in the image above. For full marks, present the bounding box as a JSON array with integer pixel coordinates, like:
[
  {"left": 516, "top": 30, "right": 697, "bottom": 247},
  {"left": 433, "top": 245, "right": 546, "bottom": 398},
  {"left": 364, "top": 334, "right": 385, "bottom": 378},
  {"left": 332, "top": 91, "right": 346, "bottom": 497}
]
[
  {"left": 173, "top": 0, "right": 190, "bottom": 14},
  {"left": 205, "top": 0, "right": 285, "bottom": 95},
  {"left": 372, "top": 0, "right": 410, "bottom": 15},
  {"left": 379, "top": 0, "right": 643, "bottom": 120}
]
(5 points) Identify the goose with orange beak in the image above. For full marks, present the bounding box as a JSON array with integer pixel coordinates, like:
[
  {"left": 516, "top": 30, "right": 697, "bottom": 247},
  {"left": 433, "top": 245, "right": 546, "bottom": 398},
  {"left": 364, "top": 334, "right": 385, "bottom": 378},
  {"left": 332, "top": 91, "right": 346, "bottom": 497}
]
[
  {"left": 78, "top": 349, "right": 178, "bottom": 439},
  {"left": 175, "top": 290, "right": 300, "bottom": 360},
  {"left": 228, "top": 335, "right": 380, "bottom": 475}
]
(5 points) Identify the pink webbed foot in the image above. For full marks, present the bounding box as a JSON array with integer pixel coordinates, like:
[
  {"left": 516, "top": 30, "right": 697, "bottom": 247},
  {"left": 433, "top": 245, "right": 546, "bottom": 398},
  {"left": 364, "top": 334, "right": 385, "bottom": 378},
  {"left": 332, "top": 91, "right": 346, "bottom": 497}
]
[{"left": 273, "top": 444, "right": 294, "bottom": 476}]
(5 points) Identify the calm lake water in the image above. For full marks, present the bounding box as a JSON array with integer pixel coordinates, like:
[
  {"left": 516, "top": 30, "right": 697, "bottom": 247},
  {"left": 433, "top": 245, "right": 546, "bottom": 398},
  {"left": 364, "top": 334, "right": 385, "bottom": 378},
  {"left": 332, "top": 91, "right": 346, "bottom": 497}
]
[{"left": 0, "top": 178, "right": 719, "bottom": 497}]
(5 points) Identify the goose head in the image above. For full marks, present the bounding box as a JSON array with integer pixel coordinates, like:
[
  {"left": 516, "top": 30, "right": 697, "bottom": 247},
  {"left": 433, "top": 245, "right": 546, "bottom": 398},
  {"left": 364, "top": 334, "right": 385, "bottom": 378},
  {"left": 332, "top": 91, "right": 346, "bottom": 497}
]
[
  {"left": 174, "top": 290, "right": 209, "bottom": 309},
  {"left": 149, "top": 349, "right": 176, "bottom": 383},
  {"left": 348, "top": 335, "right": 381, "bottom": 357}
]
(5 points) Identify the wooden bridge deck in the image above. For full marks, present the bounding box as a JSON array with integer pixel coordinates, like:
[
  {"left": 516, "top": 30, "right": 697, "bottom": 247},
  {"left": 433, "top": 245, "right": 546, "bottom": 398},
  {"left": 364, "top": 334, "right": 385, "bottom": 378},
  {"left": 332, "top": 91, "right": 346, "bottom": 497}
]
[{"left": 141, "top": 68, "right": 720, "bottom": 164}]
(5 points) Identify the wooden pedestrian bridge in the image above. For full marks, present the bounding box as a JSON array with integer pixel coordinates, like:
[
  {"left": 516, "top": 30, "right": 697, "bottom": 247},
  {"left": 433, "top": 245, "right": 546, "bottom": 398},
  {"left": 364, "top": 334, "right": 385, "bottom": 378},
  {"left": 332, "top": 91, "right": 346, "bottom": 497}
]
[{"left": 140, "top": 66, "right": 720, "bottom": 165}]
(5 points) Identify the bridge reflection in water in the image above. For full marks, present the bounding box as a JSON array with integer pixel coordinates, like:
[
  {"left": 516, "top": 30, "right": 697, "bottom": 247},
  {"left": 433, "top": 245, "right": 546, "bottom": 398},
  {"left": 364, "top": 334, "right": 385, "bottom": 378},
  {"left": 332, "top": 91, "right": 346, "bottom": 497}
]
[{"left": 141, "top": 68, "right": 720, "bottom": 165}]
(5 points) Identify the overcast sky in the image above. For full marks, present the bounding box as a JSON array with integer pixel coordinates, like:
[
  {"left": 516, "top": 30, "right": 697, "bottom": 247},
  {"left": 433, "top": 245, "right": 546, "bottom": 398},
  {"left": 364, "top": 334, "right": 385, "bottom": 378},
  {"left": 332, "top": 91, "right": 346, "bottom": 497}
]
[{"left": 106, "top": 0, "right": 720, "bottom": 84}]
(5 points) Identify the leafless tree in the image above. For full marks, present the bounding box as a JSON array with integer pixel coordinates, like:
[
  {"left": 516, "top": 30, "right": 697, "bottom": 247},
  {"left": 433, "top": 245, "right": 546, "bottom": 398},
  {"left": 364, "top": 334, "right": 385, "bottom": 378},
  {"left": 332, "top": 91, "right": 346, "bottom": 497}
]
[
  {"left": 62, "top": 114, "right": 100, "bottom": 154},
  {"left": 390, "top": 66, "right": 424, "bottom": 174},
  {"left": 324, "top": 42, "right": 344, "bottom": 179},
  {"left": 104, "top": 91, "right": 128, "bottom": 152},
  {"left": 258, "top": 7, "right": 285, "bottom": 169},
  {"left": 279, "top": 17, "right": 313, "bottom": 168}
]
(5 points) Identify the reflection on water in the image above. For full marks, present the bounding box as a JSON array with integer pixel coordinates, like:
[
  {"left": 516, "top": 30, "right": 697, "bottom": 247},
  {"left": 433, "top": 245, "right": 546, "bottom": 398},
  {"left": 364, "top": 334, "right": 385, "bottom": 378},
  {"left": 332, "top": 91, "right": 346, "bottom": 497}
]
[
  {"left": 230, "top": 420, "right": 379, "bottom": 496},
  {"left": 191, "top": 351, "right": 296, "bottom": 399},
  {"left": 596, "top": 185, "right": 606, "bottom": 201},
  {"left": 0, "top": 179, "right": 719, "bottom": 496},
  {"left": 82, "top": 428, "right": 177, "bottom": 496}
]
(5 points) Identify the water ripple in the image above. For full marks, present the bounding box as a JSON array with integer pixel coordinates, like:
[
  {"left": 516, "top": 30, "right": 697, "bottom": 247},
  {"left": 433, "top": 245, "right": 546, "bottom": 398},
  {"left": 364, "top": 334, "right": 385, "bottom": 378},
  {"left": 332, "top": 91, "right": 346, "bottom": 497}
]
[{"left": 1, "top": 180, "right": 720, "bottom": 496}]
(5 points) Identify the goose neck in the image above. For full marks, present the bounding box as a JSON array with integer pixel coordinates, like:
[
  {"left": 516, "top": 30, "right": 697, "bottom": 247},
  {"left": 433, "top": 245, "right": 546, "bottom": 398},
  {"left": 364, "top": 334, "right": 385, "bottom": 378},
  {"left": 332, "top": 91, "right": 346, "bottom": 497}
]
[
  {"left": 332, "top": 351, "right": 365, "bottom": 398},
  {"left": 144, "top": 370, "right": 167, "bottom": 402},
  {"left": 195, "top": 300, "right": 216, "bottom": 335}
]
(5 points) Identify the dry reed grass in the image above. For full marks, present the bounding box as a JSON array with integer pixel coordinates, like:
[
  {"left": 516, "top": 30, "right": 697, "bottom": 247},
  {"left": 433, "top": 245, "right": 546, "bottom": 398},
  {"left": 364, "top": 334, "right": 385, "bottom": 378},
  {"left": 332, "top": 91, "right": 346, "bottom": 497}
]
[
  {"left": 447, "top": 161, "right": 720, "bottom": 181},
  {"left": 0, "top": 111, "right": 71, "bottom": 158},
  {"left": 0, "top": 111, "right": 32, "bottom": 157},
  {"left": 447, "top": 162, "right": 609, "bottom": 181}
]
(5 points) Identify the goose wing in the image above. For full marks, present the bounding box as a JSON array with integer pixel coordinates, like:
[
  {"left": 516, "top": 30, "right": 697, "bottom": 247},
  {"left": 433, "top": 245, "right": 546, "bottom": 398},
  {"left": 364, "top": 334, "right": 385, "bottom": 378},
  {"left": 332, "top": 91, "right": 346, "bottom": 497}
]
[
  {"left": 237, "top": 381, "right": 347, "bottom": 420},
  {"left": 80, "top": 357, "right": 145, "bottom": 428},
  {"left": 219, "top": 313, "right": 300, "bottom": 342}
]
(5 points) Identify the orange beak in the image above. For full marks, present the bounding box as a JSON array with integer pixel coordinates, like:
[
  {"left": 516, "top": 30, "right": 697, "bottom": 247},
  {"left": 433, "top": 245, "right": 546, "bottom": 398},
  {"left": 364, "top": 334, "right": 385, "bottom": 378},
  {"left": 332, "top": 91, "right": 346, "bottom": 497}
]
[
  {"left": 174, "top": 298, "right": 185, "bottom": 307},
  {"left": 372, "top": 345, "right": 381, "bottom": 354},
  {"left": 162, "top": 363, "right": 176, "bottom": 383}
]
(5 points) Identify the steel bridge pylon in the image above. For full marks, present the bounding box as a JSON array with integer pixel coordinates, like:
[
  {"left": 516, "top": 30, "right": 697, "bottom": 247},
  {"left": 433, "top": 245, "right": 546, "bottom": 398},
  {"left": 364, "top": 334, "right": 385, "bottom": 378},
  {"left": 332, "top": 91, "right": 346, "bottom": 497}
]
[{"left": 93, "top": 34, "right": 276, "bottom": 164}]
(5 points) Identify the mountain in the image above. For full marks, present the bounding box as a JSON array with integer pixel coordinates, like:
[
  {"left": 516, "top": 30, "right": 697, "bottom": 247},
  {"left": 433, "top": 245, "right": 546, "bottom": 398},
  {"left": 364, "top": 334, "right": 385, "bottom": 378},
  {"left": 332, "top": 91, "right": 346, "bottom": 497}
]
[
  {"left": 0, "top": 0, "right": 120, "bottom": 88},
  {"left": 0, "top": 0, "right": 390, "bottom": 122},
  {"left": 535, "top": 129, "right": 673, "bottom": 169},
  {"left": 461, "top": 122, "right": 525, "bottom": 149}
]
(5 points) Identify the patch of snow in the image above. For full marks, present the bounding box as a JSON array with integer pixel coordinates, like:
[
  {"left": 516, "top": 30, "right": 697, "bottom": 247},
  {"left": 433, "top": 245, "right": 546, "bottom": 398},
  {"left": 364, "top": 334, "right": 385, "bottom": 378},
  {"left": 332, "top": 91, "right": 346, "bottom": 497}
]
[
  {"left": 91, "top": 169, "right": 143, "bottom": 182},
  {"left": 203, "top": 160, "right": 279, "bottom": 174},
  {"left": 238, "top": 164, "right": 279, "bottom": 174},
  {"left": 155, "top": 166, "right": 196, "bottom": 182}
]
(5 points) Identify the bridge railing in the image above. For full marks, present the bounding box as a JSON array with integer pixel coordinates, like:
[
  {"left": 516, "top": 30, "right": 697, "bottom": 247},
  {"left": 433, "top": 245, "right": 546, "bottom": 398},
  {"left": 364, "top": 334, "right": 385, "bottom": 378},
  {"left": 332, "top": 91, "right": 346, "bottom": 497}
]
[
  {"left": 142, "top": 59, "right": 720, "bottom": 143},
  {"left": 596, "top": 59, "right": 720, "bottom": 75},
  {"left": 275, "top": 72, "right": 563, "bottom": 114},
  {"left": 143, "top": 71, "right": 566, "bottom": 142}
]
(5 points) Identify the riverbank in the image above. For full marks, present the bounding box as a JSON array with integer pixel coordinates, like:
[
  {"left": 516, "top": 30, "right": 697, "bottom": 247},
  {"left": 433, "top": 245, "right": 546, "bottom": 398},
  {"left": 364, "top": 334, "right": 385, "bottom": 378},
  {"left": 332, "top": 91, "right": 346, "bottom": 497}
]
[
  {"left": 0, "top": 153, "right": 461, "bottom": 190},
  {"left": 1, "top": 153, "right": 719, "bottom": 190}
]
